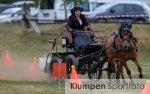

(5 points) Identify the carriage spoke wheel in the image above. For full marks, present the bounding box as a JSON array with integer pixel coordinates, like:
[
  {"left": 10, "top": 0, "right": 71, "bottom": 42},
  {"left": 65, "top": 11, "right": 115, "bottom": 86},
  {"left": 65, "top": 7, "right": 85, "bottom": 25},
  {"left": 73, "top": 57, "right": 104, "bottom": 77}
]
[
  {"left": 65, "top": 55, "right": 77, "bottom": 79},
  {"left": 107, "top": 60, "right": 120, "bottom": 79},
  {"left": 88, "top": 61, "right": 102, "bottom": 79}
]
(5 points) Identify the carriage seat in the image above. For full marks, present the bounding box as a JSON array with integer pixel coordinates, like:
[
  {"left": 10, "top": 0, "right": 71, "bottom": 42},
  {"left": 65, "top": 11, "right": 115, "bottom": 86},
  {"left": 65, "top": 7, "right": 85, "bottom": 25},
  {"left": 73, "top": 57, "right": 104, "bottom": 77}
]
[
  {"left": 62, "top": 28, "right": 94, "bottom": 50},
  {"left": 62, "top": 23, "right": 94, "bottom": 50}
]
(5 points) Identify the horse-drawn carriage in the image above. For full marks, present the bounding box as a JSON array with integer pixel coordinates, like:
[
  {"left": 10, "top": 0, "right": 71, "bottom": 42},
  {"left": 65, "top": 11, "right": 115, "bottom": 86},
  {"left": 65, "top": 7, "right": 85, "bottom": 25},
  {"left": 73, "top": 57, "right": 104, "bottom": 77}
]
[
  {"left": 44, "top": 28, "right": 120, "bottom": 79},
  {"left": 44, "top": 22, "right": 143, "bottom": 80}
]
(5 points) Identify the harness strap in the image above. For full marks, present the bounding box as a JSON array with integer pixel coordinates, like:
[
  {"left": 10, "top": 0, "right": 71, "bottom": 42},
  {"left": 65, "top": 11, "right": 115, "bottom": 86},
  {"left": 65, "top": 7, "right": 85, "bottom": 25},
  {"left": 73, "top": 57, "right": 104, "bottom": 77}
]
[
  {"left": 131, "top": 37, "right": 138, "bottom": 51},
  {"left": 111, "top": 34, "right": 118, "bottom": 50}
]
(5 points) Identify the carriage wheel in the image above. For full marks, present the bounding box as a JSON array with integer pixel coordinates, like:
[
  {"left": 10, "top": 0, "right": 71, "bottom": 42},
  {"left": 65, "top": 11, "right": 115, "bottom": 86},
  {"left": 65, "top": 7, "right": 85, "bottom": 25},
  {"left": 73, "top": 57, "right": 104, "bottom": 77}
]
[
  {"left": 45, "top": 53, "right": 51, "bottom": 73},
  {"left": 107, "top": 59, "right": 120, "bottom": 79},
  {"left": 65, "top": 55, "right": 77, "bottom": 79},
  {"left": 88, "top": 62, "right": 103, "bottom": 79}
]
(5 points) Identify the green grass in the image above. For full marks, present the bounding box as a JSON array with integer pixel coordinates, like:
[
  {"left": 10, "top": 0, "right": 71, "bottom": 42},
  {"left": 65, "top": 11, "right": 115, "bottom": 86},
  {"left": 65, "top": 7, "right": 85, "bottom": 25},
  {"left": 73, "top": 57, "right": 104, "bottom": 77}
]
[
  {"left": 0, "top": 80, "right": 65, "bottom": 94},
  {"left": 0, "top": 23, "right": 150, "bottom": 94}
]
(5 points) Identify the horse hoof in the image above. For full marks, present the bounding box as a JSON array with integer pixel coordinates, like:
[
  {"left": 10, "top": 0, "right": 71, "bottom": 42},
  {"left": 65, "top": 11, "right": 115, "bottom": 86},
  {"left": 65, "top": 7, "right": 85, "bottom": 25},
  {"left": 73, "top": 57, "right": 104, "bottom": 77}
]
[{"left": 139, "top": 74, "right": 143, "bottom": 78}]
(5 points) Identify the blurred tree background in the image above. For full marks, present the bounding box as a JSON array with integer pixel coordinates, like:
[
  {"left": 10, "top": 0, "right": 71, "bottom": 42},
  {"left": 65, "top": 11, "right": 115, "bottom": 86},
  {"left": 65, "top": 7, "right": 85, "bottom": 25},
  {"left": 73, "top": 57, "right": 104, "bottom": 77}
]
[
  {"left": 0, "top": 0, "right": 54, "bottom": 8},
  {"left": 0, "top": 0, "right": 18, "bottom": 4},
  {"left": 0, "top": 0, "right": 84, "bottom": 5},
  {"left": 0, "top": 0, "right": 34, "bottom": 4}
]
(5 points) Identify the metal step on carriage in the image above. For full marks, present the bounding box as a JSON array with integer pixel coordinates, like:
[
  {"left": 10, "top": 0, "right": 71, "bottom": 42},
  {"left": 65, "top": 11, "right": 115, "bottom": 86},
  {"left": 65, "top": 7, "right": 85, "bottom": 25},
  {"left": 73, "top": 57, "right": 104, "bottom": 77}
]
[{"left": 44, "top": 29, "right": 120, "bottom": 79}]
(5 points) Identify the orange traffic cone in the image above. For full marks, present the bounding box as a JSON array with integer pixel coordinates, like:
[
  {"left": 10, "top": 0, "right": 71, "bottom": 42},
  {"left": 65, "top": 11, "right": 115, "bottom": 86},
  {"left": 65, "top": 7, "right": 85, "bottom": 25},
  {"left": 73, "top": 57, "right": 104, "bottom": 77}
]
[
  {"left": 30, "top": 57, "right": 38, "bottom": 72},
  {"left": 70, "top": 65, "right": 80, "bottom": 79},
  {"left": 70, "top": 65, "right": 82, "bottom": 89},
  {"left": 141, "top": 80, "right": 150, "bottom": 94},
  {"left": 4, "top": 50, "right": 13, "bottom": 66}
]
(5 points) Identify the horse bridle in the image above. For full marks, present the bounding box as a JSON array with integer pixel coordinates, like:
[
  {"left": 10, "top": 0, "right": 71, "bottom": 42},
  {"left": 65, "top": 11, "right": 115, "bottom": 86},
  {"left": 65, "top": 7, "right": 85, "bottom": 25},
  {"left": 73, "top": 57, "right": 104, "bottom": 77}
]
[
  {"left": 117, "top": 29, "right": 136, "bottom": 52},
  {"left": 119, "top": 28, "right": 133, "bottom": 42}
]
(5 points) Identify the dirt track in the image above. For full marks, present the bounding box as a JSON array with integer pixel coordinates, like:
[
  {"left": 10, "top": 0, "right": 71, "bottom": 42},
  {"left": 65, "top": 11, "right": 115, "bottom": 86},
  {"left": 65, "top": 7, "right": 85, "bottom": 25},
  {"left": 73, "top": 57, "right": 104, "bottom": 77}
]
[{"left": 0, "top": 59, "right": 49, "bottom": 82}]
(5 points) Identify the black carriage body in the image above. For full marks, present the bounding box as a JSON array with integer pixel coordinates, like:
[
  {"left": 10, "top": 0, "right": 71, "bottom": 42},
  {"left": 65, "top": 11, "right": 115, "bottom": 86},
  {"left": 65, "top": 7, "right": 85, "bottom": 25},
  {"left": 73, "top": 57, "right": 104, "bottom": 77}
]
[
  {"left": 51, "top": 43, "right": 104, "bottom": 64},
  {"left": 51, "top": 51, "right": 78, "bottom": 63},
  {"left": 49, "top": 43, "right": 106, "bottom": 79},
  {"left": 46, "top": 30, "right": 120, "bottom": 79},
  {"left": 81, "top": 44, "right": 104, "bottom": 61}
]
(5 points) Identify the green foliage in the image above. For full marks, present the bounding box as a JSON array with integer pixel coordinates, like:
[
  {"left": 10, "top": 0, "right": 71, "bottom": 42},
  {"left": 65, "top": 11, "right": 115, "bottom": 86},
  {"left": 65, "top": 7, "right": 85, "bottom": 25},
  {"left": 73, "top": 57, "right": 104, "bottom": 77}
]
[
  {"left": 40, "top": 0, "right": 54, "bottom": 9},
  {"left": 0, "top": 0, "right": 39, "bottom": 6},
  {"left": 67, "top": 0, "right": 86, "bottom": 6},
  {"left": 0, "top": 0, "right": 20, "bottom": 4}
]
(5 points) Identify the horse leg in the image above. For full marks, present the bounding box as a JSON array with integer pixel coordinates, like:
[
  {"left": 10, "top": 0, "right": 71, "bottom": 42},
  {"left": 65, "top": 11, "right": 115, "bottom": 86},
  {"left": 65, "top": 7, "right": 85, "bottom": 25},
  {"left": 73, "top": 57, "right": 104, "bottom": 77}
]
[
  {"left": 132, "top": 58, "right": 143, "bottom": 78},
  {"left": 119, "top": 59, "right": 124, "bottom": 79},
  {"left": 124, "top": 62, "right": 132, "bottom": 79},
  {"left": 109, "top": 58, "right": 116, "bottom": 73},
  {"left": 108, "top": 58, "right": 117, "bottom": 81},
  {"left": 120, "top": 59, "right": 127, "bottom": 84}
]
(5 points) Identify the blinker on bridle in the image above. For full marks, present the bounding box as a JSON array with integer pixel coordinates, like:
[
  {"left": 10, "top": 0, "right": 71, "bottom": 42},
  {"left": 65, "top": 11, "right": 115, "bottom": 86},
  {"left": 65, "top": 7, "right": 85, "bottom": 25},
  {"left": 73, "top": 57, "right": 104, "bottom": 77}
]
[{"left": 122, "top": 28, "right": 131, "bottom": 35}]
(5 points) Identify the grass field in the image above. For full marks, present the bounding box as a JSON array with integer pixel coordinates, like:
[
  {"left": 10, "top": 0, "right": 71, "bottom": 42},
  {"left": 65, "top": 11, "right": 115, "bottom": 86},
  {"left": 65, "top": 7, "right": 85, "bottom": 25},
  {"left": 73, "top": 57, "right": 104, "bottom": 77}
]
[
  {"left": 0, "top": 80, "right": 65, "bottom": 94},
  {"left": 0, "top": 23, "right": 150, "bottom": 94}
]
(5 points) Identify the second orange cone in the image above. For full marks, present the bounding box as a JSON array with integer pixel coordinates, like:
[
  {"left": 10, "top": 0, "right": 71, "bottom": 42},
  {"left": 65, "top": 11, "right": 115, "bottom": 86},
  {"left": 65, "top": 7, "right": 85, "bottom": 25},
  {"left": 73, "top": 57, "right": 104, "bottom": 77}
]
[
  {"left": 4, "top": 50, "right": 13, "bottom": 66},
  {"left": 30, "top": 57, "right": 38, "bottom": 72}
]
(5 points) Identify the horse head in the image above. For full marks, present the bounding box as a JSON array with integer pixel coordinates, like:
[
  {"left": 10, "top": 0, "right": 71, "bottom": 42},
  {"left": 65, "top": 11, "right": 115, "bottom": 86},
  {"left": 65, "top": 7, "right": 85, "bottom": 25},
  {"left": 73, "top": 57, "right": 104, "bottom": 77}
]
[
  {"left": 119, "top": 28, "right": 133, "bottom": 51},
  {"left": 119, "top": 22, "right": 132, "bottom": 31}
]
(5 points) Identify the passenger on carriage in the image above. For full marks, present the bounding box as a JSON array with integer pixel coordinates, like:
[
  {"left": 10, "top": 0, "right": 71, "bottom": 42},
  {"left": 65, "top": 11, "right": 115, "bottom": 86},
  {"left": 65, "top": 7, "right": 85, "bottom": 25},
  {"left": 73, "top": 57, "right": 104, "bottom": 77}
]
[{"left": 63, "top": 6, "right": 93, "bottom": 51}]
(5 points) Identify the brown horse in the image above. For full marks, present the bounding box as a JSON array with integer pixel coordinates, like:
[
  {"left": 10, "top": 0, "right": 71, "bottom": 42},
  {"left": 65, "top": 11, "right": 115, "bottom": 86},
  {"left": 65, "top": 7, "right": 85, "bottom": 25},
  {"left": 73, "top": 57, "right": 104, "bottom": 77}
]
[{"left": 105, "top": 28, "right": 143, "bottom": 81}]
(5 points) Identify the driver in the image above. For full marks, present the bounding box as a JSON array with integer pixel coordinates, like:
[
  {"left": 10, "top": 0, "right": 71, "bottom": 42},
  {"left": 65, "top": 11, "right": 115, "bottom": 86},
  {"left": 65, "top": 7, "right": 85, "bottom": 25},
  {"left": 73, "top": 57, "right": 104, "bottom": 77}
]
[
  {"left": 67, "top": 6, "right": 90, "bottom": 31},
  {"left": 62, "top": 7, "right": 92, "bottom": 46},
  {"left": 63, "top": 7, "right": 93, "bottom": 51}
]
